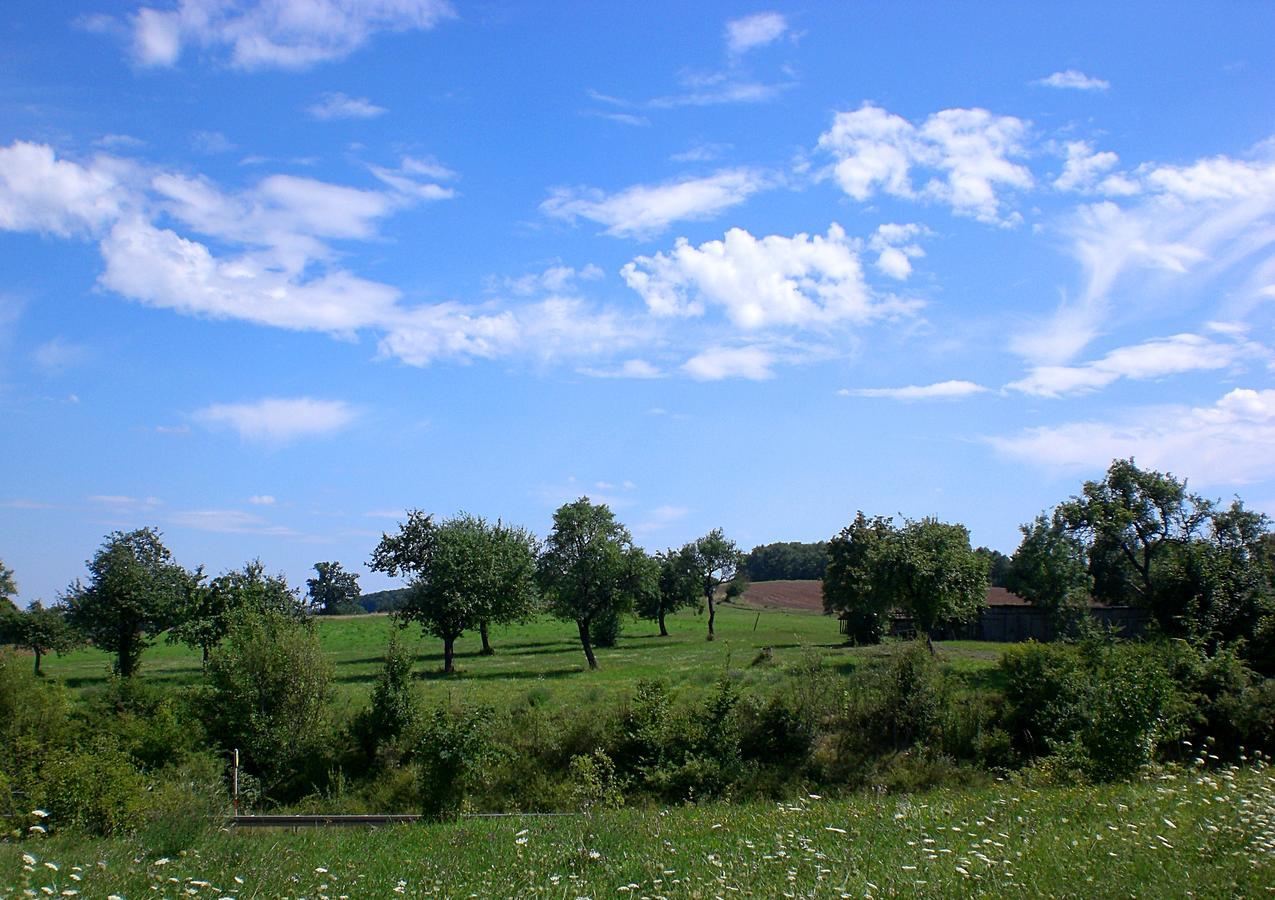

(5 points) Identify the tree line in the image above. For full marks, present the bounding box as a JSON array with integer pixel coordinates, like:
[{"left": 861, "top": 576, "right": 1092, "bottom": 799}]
[{"left": 0, "top": 498, "right": 747, "bottom": 677}]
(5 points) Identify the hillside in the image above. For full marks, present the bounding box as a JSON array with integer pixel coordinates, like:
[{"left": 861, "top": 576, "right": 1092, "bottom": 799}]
[{"left": 731, "top": 578, "right": 824, "bottom": 612}]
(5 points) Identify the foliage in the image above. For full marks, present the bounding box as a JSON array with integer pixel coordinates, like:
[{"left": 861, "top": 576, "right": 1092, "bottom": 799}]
[
  {"left": 1, "top": 600, "right": 81, "bottom": 675},
  {"left": 206, "top": 607, "right": 334, "bottom": 798},
  {"left": 568, "top": 748, "right": 625, "bottom": 811},
  {"left": 306, "top": 561, "right": 362, "bottom": 615},
  {"left": 170, "top": 560, "right": 306, "bottom": 662},
  {"left": 743, "top": 541, "right": 828, "bottom": 581},
  {"left": 414, "top": 704, "right": 504, "bottom": 820},
  {"left": 354, "top": 634, "right": 419, "bottom": 758},
  {"left": 975, "top": 546, "right": 1013, "bottom": 587},
  {"left": 877, "top": 518, "right": 987, "bottom": 648},
  {"left": 635, "top": 546, "right": 692, "bottom": 637},
  {"left": 34, "top": 738, "right": 147, "bottom": 836},
  {"left": 62, "top": 528, "right": 193, "bottom": 677},
  {"left": 0, "top": 559, "right": 16, "bottom": 613},
  {"left": 376, "top": 512, "right": 538, "bottom": 674},
  {"left": 823, "top": 512, "right": 894, "bottom": 644},
  {"left": 1006, "top": 513, "right": 1091, "bottom": 629},
  {"left": 537, "top": 497, "right": 646, "bottom": 669},
  {"left": 690, "top": 528, "right": 744, "bottom": 641}
]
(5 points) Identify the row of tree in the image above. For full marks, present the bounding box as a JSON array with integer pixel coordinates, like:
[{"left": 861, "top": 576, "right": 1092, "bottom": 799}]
[
  {"left": 0, "top": 499, "right": 747, "bottom": 677},
  {"left": 369, "top": 501, "right": 745, "bottom": 672}
]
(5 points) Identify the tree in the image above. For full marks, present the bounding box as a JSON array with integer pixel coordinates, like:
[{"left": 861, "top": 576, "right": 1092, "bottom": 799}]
[
  {"left": 743, "top": 541, "right": 829, "bottom": 581},
  {"left": 822, "top": 512, "right": 895, "bottom": 644},
  {"left": 207, "top": 607, "right": 333, "bottom": 798},
  {"left": 0, "top": 560, "right": 16, "bottom": 614},
  {"left": 472, "top": 521, "right": 540, "bottom": 656},
  {"left": 1006, "top": 513, "right": 1091, "bottom": 629},
  {"left": 2, "top": 601, "right": 82, "bottom": 676},
  {"left": 1057, "top": 458, "right": 1212, "bottom": 613},
  {"left": 170, "top": 560, "right": 306, "bottom": 663},
  {"left": 62, "top": 528, "right": 192, "bottom": 677},
  {"left": 372, "top": 512, "right": 538, "bottom": 674},
  {"left": 306, "top": 561, "right": 362, "bottom": 615},
  {"left": 690, "top": 528, "right": 743, "bottom": 641},
  {"left": 537, "top": 498, "right": 644, "bottom": 670},
  {"left": 638, "top": 545, "right": 699, "bottom": 637},
  {"left": 876, "top": 517, "right": 987, "bottom": 653},
  {"left": 975, "top": 547, "right": 1013, "bottom": 587}
]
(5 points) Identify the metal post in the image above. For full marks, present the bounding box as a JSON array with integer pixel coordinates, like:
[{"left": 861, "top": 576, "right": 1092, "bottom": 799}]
[{"left": 232, "top": 749, "right": 240, "bottom": 815}]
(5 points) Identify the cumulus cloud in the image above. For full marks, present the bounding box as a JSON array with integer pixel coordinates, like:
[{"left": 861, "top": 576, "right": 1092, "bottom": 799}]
[
  {"left": 868, "top": 223, "right": 927, "bottom": 280},
  {"left": 1036, "top": 70, "right": 1110, "bottom": 91},
  {"left": 816, "top": 103, "right": 1032, "bottom": 225},
  {"left": 622, "top": 224, "right": 918, "bottom": 330},
  {"left": 1008, "top": 332, "right": 1260, "bottom": 397},
  {"left": 193, "top": 396, "right": 359, "bottom": 443},
  {"left": 725, "top": 12, "right": 788, "bottom": 55},
  {"left": 842, "top": 380, "right": 988, "bottom": 401},
  {"left": 1052, "top": 140, "right": 1137, "bottom": 195},
  {"left": 32, "top": 337, "right": 91, "bottom": 373},
  {"left": 120, "top": 0, "right": 455, "bottom": 70},
  {"left": 308, "top": 91, "right": 387, "bottom": 120},
  {"left": 169, "top": 508, "right": 297, "bottom": 535},
  {"left": 0, "top": 142, "right": 131, "bottom": 236},
  {"left": 682, "top": 345, "right": 774, "bottom": 381},
  {"left": 990, "top": 388, "right": 1275, "bottom": 485},
  {"left": 541, "top": 168, "right": 770, "bottom": 239},
  {"left": 578, "top": 359, "right": 663, "bottom": 379}
]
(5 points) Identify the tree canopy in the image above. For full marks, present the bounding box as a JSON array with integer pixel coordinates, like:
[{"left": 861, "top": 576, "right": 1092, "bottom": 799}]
[
  {"left": 0, "top": 560, "right": 16, "bottom": 614},
  {"left": 306, "top": 561, "right": 362, "bottom": 615},
  {"left": 822, "top": 512, "right": 895, "bottom": 644},
  {"left": 743, "top": 541, "right": 828, "bottom": 582},
  {"left": 690, "top": 528, "right": 743, "bottom": 641},
  {"left": 637, "top": 545, "right": 700, "bottom": 637},
  {"left": 62, "top": 528, "right": 193, "bottom": 677},
  {"left": 1, "top": 601, "right": 81, "bottom": 676},
  {"left": 537, "top": 498, "right": 644, "bottom": 670},
  {"left": 169, "top": 560, "right": 306, "bottom": 662}
]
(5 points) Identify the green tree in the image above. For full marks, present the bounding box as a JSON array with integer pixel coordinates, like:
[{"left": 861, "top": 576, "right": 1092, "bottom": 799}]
[
  {"left": 206, "top": 607, "right": 333, "bottom": 798},
  {"left": 170, "top": 560, "right": 306, "bottom": 663},
  {"left": 877, "top": 517, "right": 987, "bottom": 653},
  {"left": 2, "top": 601, "right": 82, "bottom": 676},
  {"left": 306, "top": 561, "right": 363, "bottom": 615},
  {"left": 1006, "top": 513, "right": 1091, "bottom": 629},
  {"left": 975, "top": 546, "right": 1014, "bottom": 587},
  {"left": 743, "top": 541, "right": 829, "bottom": 581},
  {"left": 62, "top": 528, "right": 192, "bottom": 677},
  {"left": 690, "top": 528, "right": 743, "bottom": 641},
  {"left": 823, "top": 512, "right": 895, "bottom": 644},
  {"left": 373, "top": 512, "right": 538, "bottom": 674},
  {"left": 639, "top": 545, "right": 700, "bottom": 636},
  {"left": 0, "top": 560, "right": 16, "bottom": 614},
  {"left": 537, "top": 498, "right": 644, "bottom": 670}
]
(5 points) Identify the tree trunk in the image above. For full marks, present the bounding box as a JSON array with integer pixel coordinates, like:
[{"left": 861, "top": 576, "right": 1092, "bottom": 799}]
[
  {"left": 706, "top": 595, "right": 716, "bottom": 641},
  {"left": 33, "top": 648, "right": 43, "bottom": 677},
  {"left": 925, "top": 632, "right": 935, "bottom": 656},
  {"left": 479, "top": 620, "right": 494, "bottom": 655},
  {"left": 577, "top": 620, "right": 599, "bottom": 670},
  {"left": 658, "top": 609, "right": 668, "bottom": 637},
  {"left": 117, "top": 628, "right": 136, "bottom": 678},
  {"left": 202, "top": 643, "right": 210, "bottom": 665},
  {"left": 443, "top": 635, "right": 456, "bottom": 674}
]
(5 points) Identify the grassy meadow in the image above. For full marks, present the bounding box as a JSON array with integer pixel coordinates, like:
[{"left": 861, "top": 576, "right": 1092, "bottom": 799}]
[
  {"left": 5, "top": 764, "right": 1271, "bottom": 898},
  {"left": 36, "top": 599, "right": 1005, "bottom": 711}
]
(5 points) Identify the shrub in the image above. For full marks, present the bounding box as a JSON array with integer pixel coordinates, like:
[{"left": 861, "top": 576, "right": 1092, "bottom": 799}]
[
  {"left": 136, "top": 752, "right": 228, "bottom": 855},
  {"left": 415, "top": 704, "right": 505, "bottom": 819},
  {"left": 569, "top": 748, "right": 625, "bottom": 811},
  {"left": 206, "top": 608, "right": 334, "bottom": 800},
  {"left": 34, "top": 738, "right": 146, "bottom": 835},
  {"left": 352, "top": 634, "right": 419, "bottom": 760}
]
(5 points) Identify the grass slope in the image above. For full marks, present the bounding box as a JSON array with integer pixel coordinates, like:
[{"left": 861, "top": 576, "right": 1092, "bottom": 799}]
[
  {"left": 35, "top": 601, "right": 1005, "bottom": 710},
  {"left": 5, "top": 765, "right": 1271, "bottom": 897}
]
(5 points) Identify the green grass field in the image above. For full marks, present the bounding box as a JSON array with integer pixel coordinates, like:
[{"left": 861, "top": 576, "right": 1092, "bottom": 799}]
[
  {"left": 6, "top": 764, "right": 1271, "bottom": 898},
  {"left": 37, "top": 601, "right": 1005, "bottom": 711}
]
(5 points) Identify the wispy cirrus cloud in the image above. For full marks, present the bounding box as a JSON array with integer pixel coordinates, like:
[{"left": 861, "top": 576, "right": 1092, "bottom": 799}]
[
  {"left": 841, "top": 380, "right": 988, "bottom": 401},
  {"left": 308, "top": 92, "right": 387, "bottom": 120}
]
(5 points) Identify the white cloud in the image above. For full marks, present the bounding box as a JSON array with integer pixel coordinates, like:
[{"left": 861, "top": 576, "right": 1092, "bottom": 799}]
[
  {"left": 1053, "top": 140, "right": 1126, "bottom": 194},
  {"left": 1014, "top": 151, "right": 1275, "bottom": 364},
  {"left": 32, "top": 337, "right": 91, "bottom": 373},
  {"left": 193, "top": 397, "right": 358, "bottom": 443},
  {"left": 725, "top": 12, "right": 788, "bottom": 55},
  {"left": 169, "top": 508, "right": 296, "bottom": 535},
  {"left": 1008, "top": 332, "right": 1259, "bottom": 397},
  {"left": 842, "top": 380, "right": 988, "bottom": 401},
  {"left": 868, "top": 223, "right": 927, "bottom": 280},
  {"left": 633, "top": 504, "right": 690, "bottom": 536},
  {"left": 0, "top": 142, "right": 130, "bottom": 236},
  {"left": 308, "top": 91, "right": 387, "bottom": 120},
  {"left": 991, "top": 388, "right": 1275, "bottom": 485},
  {"left": 682, "top": 345, "right": 774, "bottom": 381},
  {"left": 1036, "top": 70, "right": 1110, "bottom": 91},
  {"left": 247, "top": 494, "right": 276, "bottom": 505},
  {"left": 817, "top": 103, "right": 1032, "bottom": 224},
  {"left": 622, "top": 224, "right": 918, "bottom": 329},
  {"left": 123, "top": 0, "right": 456, "bottom": 70},
  {"left": 579, "top": 359, "right": 663, "bottom": 379},
  {"left": 542, "top": 168, "right": 770, "bottom": 239}
]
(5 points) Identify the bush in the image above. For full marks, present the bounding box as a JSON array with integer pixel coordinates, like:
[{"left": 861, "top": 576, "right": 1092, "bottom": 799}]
[
  {"left": 415, "top": 704, "right": 505, "bottom": 819},
  {"left": 589, "top": 607, "right": 623, "bottom": 648},
  {"left": 206, "top": 608, "right": 334, "bottom": 800},
  {"left": 569, "top": 748, "right": 625, "bottom": 811},
  {"left": 34, "top": 738, "right": 146, "bottom": 835},
  {"left": 352, "top": 635, "right": 419, "bottom": 760},
  {"left": 136, "top": 752, "right": 228, "bottom": 855}
]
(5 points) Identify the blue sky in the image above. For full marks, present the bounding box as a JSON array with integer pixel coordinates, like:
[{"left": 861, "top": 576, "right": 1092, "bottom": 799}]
[{"left": 3, "top": 1, "right": 1274, "bottom": 604}]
